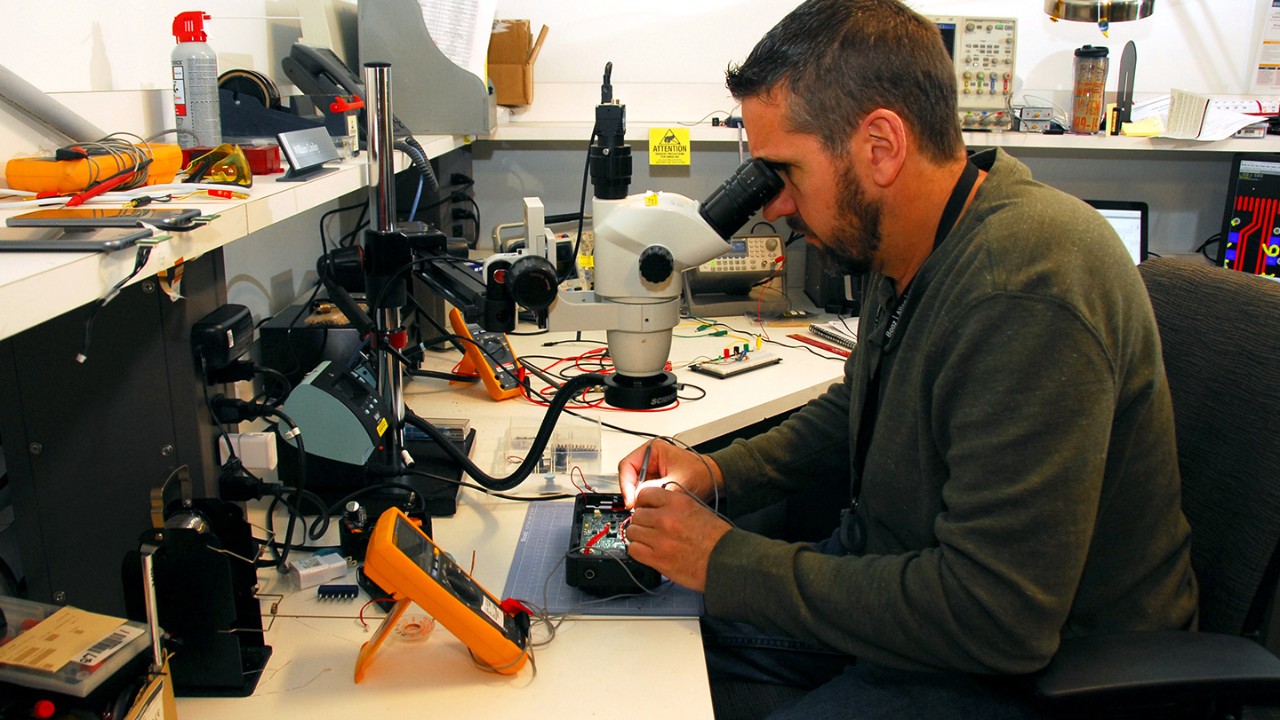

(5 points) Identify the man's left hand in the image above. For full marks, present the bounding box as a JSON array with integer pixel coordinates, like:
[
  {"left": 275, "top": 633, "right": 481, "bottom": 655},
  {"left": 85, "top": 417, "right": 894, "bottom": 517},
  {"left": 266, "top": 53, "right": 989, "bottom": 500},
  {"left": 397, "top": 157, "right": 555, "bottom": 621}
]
[{"left": 625, "top": 484, "right": 732, "bottom": 592}]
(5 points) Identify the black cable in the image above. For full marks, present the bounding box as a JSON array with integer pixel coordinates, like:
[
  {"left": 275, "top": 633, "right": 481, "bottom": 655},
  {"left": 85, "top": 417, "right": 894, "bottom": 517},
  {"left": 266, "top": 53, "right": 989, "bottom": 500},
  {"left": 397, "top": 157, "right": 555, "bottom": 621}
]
[
  {"left": 545, "top": 212, "right": 583, "bottom": 225},
  {"left": 514, "top": 359, "right": 660, "bottom": 440},
  {"left": 394, "top": 137, "right": 440, "bottom": 193},
  {"left": 563, "top": 128, "right": 598, "bottom": 283},
  {"left": 340, "top": 205, "right": 369, "bottom": 247},
  {"left": 1195, "top": 232, "right": 1222, "bottom": 262},
  {"left": 403, "top": 291, "right": 465, "bottom": 357},
  {"left": 260, "top": 489, "right": 334, "bottom": 563},
  {"left": 253, "top": 365, "right": 292, "bottom": 405},
  {"left": 403, "top": 373, "right": 608, "bottom": 491},
  {"left": 301, "top": 481, "right": 429, "bottom": 541},
  {"left": 467, "top": 196, "right": 481, "bottom": 235},
  {"left": 320, "top": 201, "right": 366, "bottom": 254},
  {"left": 249, "top": 405, "right": 307, "bottom": 571},
  {"left": 77, "top": 244, "right": 153, "bottom": 363},
  {"left": 677, "top": 382, "right": 708, "bottom": 401}
]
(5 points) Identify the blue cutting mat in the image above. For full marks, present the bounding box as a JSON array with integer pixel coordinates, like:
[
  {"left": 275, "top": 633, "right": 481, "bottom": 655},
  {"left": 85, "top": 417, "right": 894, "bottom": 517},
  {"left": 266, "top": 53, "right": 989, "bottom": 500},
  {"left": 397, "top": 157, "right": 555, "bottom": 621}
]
[{"left": 500, "top": 500, "right": 704, "bottom": 616}]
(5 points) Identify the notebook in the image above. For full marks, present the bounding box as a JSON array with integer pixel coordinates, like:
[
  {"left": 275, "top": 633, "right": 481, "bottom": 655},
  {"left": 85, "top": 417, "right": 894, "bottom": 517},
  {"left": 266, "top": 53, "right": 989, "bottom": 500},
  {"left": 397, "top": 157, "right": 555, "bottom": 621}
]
[
  {"left": 1085, "top": 199, "right": 1149, "bottom": 264},
  {"left": 808, "top": 319, "right": 858, "bottom": 349}
]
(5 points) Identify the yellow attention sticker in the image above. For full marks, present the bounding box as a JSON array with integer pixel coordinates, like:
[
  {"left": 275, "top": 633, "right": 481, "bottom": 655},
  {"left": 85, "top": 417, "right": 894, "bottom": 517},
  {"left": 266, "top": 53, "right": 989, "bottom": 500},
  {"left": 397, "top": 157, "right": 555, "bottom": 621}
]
[
  {"left": 649, "top": 127, "right": 691, "bottom": 166},
  {"left": 376, "top": 417, "right": 388, "bottom": 437}
]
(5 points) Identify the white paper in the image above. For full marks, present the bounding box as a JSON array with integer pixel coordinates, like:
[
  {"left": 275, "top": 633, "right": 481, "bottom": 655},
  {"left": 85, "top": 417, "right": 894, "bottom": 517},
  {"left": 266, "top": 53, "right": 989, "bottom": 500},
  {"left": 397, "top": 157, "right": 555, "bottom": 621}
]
[
  {"left": 418, "top": 0, "right": 497, "bottom": 82},
  {"left": 1253, "top": 1, "right": 1280, "bottom": 92},
  {"left": 1163, "top": 88, "right": 1276, "bottom": 141},
  {"left": 1130, "top": 95, "right": 1170, "bottom": 122}
]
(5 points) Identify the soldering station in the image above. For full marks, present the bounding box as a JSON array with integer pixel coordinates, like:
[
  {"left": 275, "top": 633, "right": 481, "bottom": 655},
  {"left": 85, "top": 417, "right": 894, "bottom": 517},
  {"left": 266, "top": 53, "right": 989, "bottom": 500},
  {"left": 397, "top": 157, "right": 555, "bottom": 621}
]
[{"left": 0, "top": 0, "right": 1276, "bottom": 718}]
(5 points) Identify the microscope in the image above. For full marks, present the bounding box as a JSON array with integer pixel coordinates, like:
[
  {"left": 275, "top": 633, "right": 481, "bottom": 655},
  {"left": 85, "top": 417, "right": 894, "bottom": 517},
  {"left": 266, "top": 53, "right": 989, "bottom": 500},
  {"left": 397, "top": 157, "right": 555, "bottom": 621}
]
[
  {"left": 285, "top": 61, "right": 782, "bottom": 497},
  {"left": 528, "top": 63, "right": 784, "bottom": 409}
]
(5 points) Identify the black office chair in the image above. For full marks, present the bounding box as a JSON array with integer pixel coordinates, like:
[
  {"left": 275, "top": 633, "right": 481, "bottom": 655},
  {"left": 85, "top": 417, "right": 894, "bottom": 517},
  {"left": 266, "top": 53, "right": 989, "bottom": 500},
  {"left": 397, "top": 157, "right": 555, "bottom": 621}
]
[{"left": 1034, "top": 258, "right": 1280, "bottom": 719}]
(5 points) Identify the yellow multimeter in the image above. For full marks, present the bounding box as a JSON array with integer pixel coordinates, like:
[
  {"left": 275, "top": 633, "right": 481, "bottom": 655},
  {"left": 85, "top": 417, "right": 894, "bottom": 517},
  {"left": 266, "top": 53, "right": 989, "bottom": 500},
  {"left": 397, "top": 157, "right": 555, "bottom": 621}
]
[
  {"left": 354, "top": 508, "right": 530, "bottom": 682},
  {"left": 447, "top": 307, "right": 523, "bottom": 401}
]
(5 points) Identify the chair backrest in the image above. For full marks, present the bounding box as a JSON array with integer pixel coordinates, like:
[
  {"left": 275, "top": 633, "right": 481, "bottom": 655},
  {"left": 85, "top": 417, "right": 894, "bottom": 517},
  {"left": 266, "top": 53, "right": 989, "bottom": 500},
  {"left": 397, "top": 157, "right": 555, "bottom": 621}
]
[{"left": 1139, "top": 258, "right": 1280, "bottom": 638}]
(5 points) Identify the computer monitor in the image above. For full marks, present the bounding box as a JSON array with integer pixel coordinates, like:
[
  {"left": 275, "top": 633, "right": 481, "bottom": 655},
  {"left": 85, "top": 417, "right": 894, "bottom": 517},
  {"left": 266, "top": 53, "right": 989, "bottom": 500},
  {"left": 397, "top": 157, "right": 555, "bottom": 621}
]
[
  {"left": 1086, "top": 199, "right": 1148, "bottom": 264},
  {"left": 1217, "top": 153, "right": 1280, "bottom": 279}
]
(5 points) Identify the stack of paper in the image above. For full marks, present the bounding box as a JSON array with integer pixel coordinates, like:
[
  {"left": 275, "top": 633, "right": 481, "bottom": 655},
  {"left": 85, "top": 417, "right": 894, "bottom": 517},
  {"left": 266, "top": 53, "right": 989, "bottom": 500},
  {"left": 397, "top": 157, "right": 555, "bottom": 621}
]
[{"left": 1164, "top": 89, "right": 1279, "bottom": 141}]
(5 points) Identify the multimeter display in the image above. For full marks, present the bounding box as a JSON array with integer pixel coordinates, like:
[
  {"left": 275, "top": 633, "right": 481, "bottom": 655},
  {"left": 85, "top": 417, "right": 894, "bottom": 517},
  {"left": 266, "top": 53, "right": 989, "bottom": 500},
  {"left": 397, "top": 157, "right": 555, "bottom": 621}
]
[{"left": 448, "top": 307, "right": 522, "bottom": 400}]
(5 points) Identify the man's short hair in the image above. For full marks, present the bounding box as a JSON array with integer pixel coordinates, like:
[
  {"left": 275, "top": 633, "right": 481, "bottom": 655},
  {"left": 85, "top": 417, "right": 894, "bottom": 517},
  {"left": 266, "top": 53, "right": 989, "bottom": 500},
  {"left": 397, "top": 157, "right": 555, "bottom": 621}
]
[{"left": 726, "top": 0, "right": 964, "bottom": 163}]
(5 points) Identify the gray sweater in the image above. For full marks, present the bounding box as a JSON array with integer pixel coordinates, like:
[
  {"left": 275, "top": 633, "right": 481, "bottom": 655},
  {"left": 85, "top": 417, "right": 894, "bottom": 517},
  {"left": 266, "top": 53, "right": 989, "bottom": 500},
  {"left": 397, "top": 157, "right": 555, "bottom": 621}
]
[{"left": 705, "top": 149, "right": 1198, "bottom": 674}]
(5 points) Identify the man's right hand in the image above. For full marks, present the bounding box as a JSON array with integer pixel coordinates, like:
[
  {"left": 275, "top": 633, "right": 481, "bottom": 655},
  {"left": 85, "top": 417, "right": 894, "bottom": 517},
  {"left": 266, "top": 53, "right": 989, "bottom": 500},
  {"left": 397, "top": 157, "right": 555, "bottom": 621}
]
[{"left": 617, "top": 439, "right": 724, "bottom": 509}]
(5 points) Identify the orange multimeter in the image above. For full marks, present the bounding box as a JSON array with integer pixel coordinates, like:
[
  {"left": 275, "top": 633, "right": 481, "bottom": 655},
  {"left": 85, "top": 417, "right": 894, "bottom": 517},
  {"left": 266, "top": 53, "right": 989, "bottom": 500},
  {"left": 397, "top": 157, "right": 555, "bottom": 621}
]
[
  {"left": 355, "top": 508, "right": 530, "bottom": 682},
  {"left": 447, "top": 307, "right": 523, "bottom": 401}
]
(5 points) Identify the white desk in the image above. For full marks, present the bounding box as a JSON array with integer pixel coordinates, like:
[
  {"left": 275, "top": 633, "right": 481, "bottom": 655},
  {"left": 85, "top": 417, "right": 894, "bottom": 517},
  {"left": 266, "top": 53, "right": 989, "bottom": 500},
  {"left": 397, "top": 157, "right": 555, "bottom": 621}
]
[
  {"left": 0, "top": 135, "right": 462, "bottom": 342},
  {"left": 176, "top": 321, "right": 847, "bottom": 719},
  {"left": 411, "top": 320, "right": 849, "bottom": 472}
]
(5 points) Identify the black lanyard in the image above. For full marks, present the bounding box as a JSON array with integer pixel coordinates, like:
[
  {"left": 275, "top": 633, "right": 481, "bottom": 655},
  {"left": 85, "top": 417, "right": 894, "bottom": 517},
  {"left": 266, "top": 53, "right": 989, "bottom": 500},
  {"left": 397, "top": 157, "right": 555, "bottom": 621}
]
[{"left": 841, "top": 160, "right": 979, "bottom": 552}]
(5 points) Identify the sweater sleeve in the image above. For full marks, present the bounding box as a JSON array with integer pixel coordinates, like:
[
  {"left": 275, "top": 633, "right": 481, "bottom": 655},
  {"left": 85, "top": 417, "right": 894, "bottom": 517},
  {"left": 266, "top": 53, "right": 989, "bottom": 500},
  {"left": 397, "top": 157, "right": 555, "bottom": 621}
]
[
  {"left": 706, "top": 354, "right": 856, "bottom": 517},
  {"left": 704, "top": 294, "right": 1118, "bottom": 674}
]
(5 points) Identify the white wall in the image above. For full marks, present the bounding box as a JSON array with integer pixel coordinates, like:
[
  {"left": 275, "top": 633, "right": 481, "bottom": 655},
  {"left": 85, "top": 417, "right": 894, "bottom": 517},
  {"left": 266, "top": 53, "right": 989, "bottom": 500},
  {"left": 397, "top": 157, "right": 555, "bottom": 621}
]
[
  {"left": 475, "top": 0, "right": 1267, "bottom": 260},
  {"left": 0, "top": 0, "right": 1267, "bottom": 291},
  {"left": 495, "top": 0, "right": 1267, "bottom": 123},
  {"left": 0, "top": 1, "right": 1266, "bottom": 154},
  {"left": 0, "top": 0, "right": 359, "bottom": 170}
]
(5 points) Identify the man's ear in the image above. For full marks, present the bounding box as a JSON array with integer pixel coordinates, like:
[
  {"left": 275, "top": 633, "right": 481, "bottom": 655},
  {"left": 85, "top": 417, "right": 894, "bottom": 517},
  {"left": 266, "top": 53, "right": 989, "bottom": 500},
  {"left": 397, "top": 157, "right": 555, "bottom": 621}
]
[{"left": 857, "top": 109, "right": 907, "bottom": 188}]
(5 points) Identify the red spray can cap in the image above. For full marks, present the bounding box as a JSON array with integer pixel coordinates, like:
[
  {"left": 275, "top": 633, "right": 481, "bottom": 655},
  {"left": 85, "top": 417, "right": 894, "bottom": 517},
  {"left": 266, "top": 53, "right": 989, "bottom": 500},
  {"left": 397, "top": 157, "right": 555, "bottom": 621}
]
[{"left": 173, "top": 11, "right": 211, "bottom": 43}]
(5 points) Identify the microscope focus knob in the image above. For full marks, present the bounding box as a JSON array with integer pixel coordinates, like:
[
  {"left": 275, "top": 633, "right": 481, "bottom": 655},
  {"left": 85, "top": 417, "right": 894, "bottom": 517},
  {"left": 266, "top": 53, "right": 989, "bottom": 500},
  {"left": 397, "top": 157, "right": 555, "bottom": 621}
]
[{"left": 638, "top": 245, "right": 674, "bottom": 284}]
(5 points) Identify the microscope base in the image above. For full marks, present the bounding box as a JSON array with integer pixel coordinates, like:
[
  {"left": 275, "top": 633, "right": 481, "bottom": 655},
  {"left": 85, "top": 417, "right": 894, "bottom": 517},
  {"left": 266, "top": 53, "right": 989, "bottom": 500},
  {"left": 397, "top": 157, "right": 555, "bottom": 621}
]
[{"left": 604, "top": 371, "right": 677, "bottom": 409}]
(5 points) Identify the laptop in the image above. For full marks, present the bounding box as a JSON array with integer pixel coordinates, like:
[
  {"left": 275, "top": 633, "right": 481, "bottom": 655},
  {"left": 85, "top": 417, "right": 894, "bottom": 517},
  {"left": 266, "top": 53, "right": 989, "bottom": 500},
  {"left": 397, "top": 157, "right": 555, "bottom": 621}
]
[
  {"left": 0, "top": 226, "right": 152, "bottom": 252},
  {"left": 1216, "top": 153, "right": 1280, "bottom": 278},
  {"left": 1086, "top": 199, "right": 1149, "bottom": 264}
]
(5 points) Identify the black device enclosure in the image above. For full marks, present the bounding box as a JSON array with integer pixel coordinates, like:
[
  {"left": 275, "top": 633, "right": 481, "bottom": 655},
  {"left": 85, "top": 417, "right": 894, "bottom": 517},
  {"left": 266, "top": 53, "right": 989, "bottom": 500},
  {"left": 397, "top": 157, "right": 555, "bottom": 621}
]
[
  {"left": 565, "top": 493, "right": 661, "bottom": 596},
  {"left": 191, "top": 304, "right": 255, "bottom": 370}
]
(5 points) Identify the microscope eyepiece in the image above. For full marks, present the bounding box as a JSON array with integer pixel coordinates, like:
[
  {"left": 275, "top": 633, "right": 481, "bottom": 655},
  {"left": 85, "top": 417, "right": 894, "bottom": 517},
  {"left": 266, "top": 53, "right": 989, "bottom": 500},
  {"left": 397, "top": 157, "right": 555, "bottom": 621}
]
[{"left": 699, "top": 158, "right": 784, "bottom": 240}]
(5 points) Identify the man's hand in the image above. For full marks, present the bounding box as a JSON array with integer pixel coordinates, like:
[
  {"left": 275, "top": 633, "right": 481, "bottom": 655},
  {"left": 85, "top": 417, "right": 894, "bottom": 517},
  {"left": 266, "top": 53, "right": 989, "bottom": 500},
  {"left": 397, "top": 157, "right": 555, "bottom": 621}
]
[
  {"left": 625, "top": 485, "right": 731, "bottom": 593},
  {"left": 617, "top": 439, "right": 723, "bottom": 509}
]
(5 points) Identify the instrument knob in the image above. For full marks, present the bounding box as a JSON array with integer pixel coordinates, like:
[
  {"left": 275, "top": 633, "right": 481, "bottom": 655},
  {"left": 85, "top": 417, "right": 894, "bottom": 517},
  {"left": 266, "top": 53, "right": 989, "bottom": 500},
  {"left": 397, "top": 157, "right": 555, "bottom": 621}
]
[{"left": 638, "top": 245, "right": 675, "bottom": 284}]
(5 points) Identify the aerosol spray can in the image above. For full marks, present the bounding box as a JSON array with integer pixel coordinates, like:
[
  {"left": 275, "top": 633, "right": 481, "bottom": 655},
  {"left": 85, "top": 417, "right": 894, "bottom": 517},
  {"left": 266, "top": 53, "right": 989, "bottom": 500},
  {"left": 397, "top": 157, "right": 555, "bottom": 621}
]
[{"left": 172, "top": 11, "right": 221, "bottom": 149}]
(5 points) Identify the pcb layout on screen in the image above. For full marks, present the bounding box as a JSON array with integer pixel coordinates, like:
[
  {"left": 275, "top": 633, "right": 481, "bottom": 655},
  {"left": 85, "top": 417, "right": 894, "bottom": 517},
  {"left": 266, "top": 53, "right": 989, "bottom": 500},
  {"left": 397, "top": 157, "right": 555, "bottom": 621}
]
[{"left": 1219, "top": 154, "right": 1280, "bottom": 279}]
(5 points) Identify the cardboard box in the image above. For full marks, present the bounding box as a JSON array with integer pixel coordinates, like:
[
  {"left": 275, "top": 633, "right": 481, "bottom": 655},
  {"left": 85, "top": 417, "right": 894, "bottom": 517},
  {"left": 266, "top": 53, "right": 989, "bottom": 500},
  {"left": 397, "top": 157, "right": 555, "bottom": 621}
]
[{"left": 488, "top": 19, "right": 548, "bottom": 106}]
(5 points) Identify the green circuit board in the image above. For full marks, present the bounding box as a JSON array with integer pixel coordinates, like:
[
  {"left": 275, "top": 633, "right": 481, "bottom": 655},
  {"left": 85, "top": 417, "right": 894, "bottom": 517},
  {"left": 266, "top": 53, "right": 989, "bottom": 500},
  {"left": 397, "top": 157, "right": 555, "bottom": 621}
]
[{"left": 577, "top": 510, "right": 630, "bottom": 552}]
